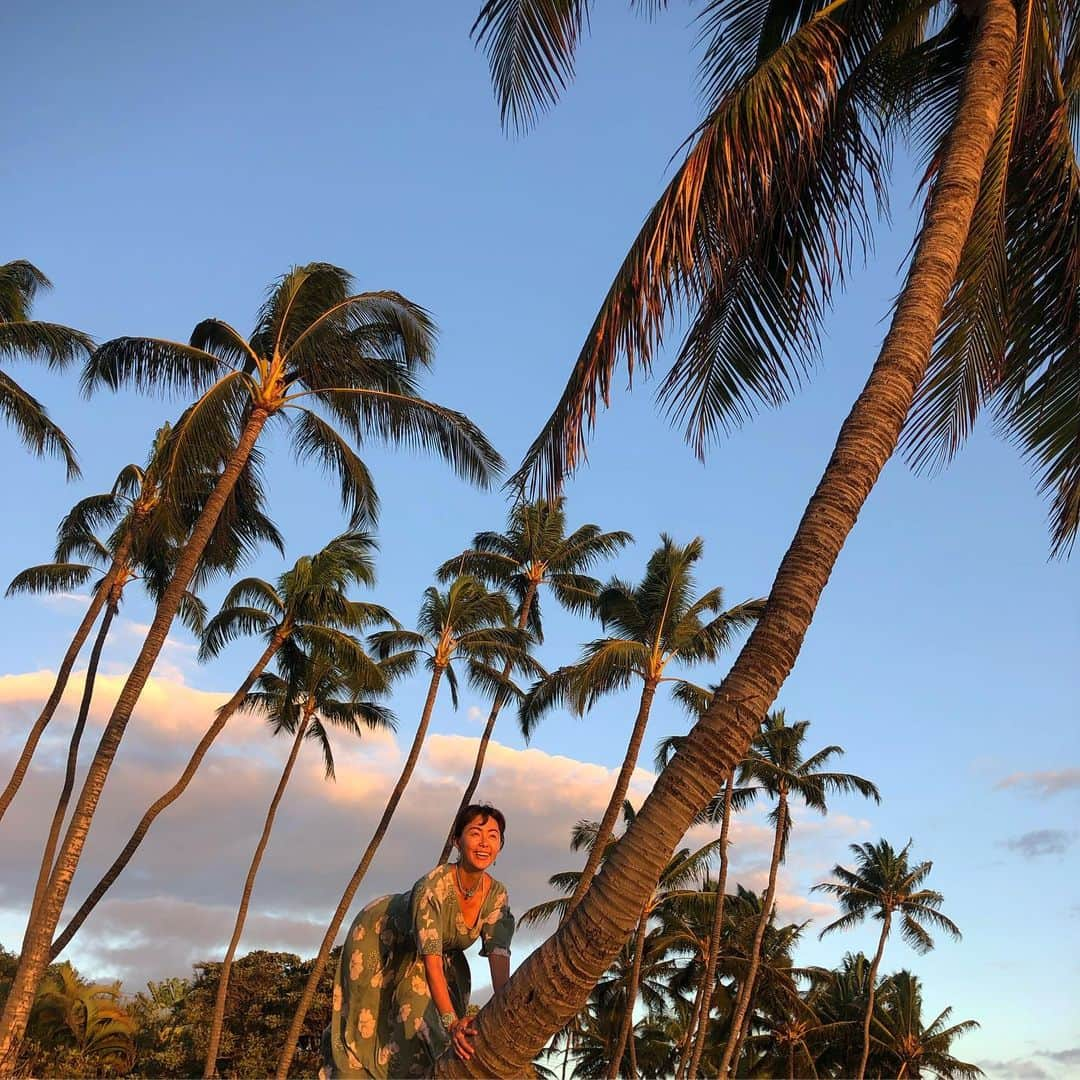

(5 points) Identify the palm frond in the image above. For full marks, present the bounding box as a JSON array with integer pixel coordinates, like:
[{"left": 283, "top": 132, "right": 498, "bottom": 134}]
[
  {"left": 291, "top": 406, "right": 379, "bottom": 527},
  {"left": 0, "top": 369, "right": 80, "bottom": 478}
]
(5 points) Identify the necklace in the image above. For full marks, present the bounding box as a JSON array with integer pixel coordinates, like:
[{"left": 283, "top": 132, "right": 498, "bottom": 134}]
[{"left": 455, "top": 863, "right": 482, "bottom": 900}]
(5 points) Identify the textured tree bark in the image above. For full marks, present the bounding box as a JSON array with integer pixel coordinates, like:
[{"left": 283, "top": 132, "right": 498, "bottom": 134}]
[
  {"left": 274, "top": 663, "right": 447, "bottom": 1079},
  {"left": 565, "top": 680, "right": 658, "bottom": 915},
  {"left": 608, "top": 904, "right": 648, "bottom": 1079},
  {"left": 0, "top": 526, "right": 136, "bottom": 825},
  {"left": 204, "top": 707, "right": 313, "bottom": 1077},
  {"left": 0, "top": 409, "right": 270, "bottom": 1072},
  {"left": 686, "top": 779, "right": 734, "bottom": 1078},
  {"left": 21, "top": 599, "right": 119, "bottom": 954},
  {"left": 437, "top": 579, "right": 538, "bottom": 864},
  {"left": 857, "top": 911, "right": 892, "bottom": 1080},
  {"left": 434, "top": 4, "right": 1015, "bottom": 1073},
  {"left": 718, "top": 795, "right": 786, "bottom": 1076},
  {"left": 49, "top": 629, "right": 288, "bottom": 960}
]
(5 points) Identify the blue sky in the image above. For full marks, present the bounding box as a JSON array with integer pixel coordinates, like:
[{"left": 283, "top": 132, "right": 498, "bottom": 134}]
[{"left": 2, "top": 1, "right": 1078, "bottom": 1075}]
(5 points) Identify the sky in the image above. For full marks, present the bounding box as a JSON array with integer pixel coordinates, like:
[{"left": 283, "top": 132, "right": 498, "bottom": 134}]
[{"left": 1, "top": 1, "right": 1077, "bottom": 1076}]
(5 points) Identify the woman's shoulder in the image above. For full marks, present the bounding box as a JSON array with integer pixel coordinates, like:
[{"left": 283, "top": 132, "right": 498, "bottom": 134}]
[{"left": 485, "top": 873, "right": 511, "bottom": 904}]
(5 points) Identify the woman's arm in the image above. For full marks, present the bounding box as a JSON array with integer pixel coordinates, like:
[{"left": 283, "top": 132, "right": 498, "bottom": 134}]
[
  {"left": 421, "top": 953, "right": 456, "bottom": 1021},
  {"left": 488, "top": 952, "right": 510, "bottom": 996}
]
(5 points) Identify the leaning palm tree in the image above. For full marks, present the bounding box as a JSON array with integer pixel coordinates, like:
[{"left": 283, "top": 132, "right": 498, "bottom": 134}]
[
  {"left": 434, "top": 497, "right": 631, "bottom": 862},
  {"left": 521, "top": 535, "right": 762, "bottom": 914},
  {"left": 0, "top": 259, "right": 91, "bottom": 478},
  {"left": 0, "top": 263, "right": 501, "bottom": 1064},
  {"left": 204, "top": 642, "right": 396, "bottom": 1078},
  {"left": 47, "top": 531, "right": 391, "bottom": 961},
  {"left": 718, "top": 712, "right": 880, "bottom": 1076},
  {"left": 274, "top": 574, "right": 542, "bottom": 1077},
  {"left": 814, "top": 839, "right": 961, "bottom": 1079},
  {"left": 435, "top": 0, "right": 1047, "bottom": 1070},
  {"left": 870, "top": 970, "right": 982, "bottom": 1080}
]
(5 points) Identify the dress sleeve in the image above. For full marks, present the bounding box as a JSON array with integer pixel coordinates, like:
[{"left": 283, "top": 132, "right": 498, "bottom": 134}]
[
  {"left": 478, "top": 887, "right": 515, "bottom": 958},
  {"left": 411, "top": 868, "right": 449, "bottom": 957}
]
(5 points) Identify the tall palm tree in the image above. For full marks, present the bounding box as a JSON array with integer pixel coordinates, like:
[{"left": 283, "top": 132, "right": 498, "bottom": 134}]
[
  {"left": 435, "top": 1, "right": 1033, "bottom": 1070},
  {"left": 0, "top": 424, "right": 278, "bottom": 826},
  {"left": 870, "top": 970, "right": 982, "bottom": 1080},
  {"left": 718, "top": 712, "right": 879, "bottom": 1076},
  {"left": 435, "top": 497, "right": 631, "bottom": 862},
  {"left": 274, "top": 575, "right": 542, "bottom": 1077},
  {"left": 521, "top": 536, "right": 761, "bottom": 914},
  {"left": 814, "top": 839, "right": 961, "bottom": 1079},
  {"left": 47, "top": 531, "right": 391, "bottom": 960},
  {"left": 0, "top": 259, "right": 91, "bottom": 478},
  {"left": 204, "top": 643, "right": 396, "bottom": 1078},
  {"left": 0, "top": 263, "right": 501, "bottom": 1065}
]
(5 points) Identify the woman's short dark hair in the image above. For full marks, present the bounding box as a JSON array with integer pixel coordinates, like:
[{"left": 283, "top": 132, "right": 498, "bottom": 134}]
[{"left": 452, "top": 803, "right": 506, "bottom": 846}]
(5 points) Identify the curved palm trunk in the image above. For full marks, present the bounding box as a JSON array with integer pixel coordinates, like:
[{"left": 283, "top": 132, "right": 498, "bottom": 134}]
[
  {"left": 857, "top": 911, "right": 891, "bottom": 1080},
  {"left": 729, "top": 974, "right": 758, "bottom": 1077},
  {"left": 687, "top": 779, "right": 735, "bottom": 1079},
  {"left": 566, "top": 679, "right": 658, "bottom": 916},
  {"left": 22, "top": 600, "right": 119, "bottom": 953},
  {"left": 0, "top": 528, "right": 136, "bottom": 825},
  {"left": 719, "top": 796, "right": 786, "bottom": 1077},
  {"left": 275, "top": 663, "right": 447, "bottom": 1079},
  {"left": 438, "top": 580, "right": 538, "bottom": 864},
  {"left": 608, "top": 904, "right": 648, "bottom": 1079},
  {"left": 0, "top": 409, "right": 270, "bottom": 1071},
  {"left": 434, "top": 7, "right": 1016, "bottom": 1073},
  {"left": 49, "top": 629, "right": 288, "bottom": 961},
  {"left": 204, "top": 707, "right": 313, "bottom": 1078}
]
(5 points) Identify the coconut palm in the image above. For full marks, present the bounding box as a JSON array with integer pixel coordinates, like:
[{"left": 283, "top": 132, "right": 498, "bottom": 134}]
[
  {"left": 47, "top": 530, "right": 391, "bottom": 961},
  {"left": 435, "top": 497, "right": 631, "bottom": 862},
  {"left": 521, "top": 535, "right": 762, "bottom": 914},
  {"left": 719, "top": 712, "right": 880, "bottom": 1075},
  {"left": 0, "top": 260, "right": 91, "bottom": 477},
  {"left": 814, "top": 839, "right": 962, "bottom": 1079},
  {"left": 0, "top": 263, "right": 501, "bottom": 1064},
  {"left": 436, "top": 0, "right": 1041, "bottom": 1069},
  {"left": 0, "top": 423, "right": 278, "bottom": 826},
  {"left": 204, "top": 642, "right": 396, "bottom": 1077},
  {"left": 870, "top": 970, "right": 982, "bottom": 1079},
  {"left": 274, "top": 575, "right": 542, "bottom": 1077}
]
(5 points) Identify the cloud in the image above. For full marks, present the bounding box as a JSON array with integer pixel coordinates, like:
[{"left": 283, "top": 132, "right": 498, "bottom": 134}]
[
  {"left": 1001, "top": 829, "right": 1076, "bottom": 858},
  {"left": 1, "top": 667, "right": 863, "bottom": 991},
  {"left": 465, "top": 706, "right": 486, "bottom": 723},
  {"left": 1039, "top": 1048, "right": 1080, "bottom": 1067},
  {"left": 995, "top": 768, "right": 1080, "bottom": 797},
  {"left": 978, "top": 1058, "right": 1051, "bottom": 1080}
]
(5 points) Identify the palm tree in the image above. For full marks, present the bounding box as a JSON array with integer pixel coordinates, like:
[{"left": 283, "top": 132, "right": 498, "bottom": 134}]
[
  {"left": 47, "top": 531, "right": 391, "bottom": 961},
  {"left": 871, "top": 970, "right": 982, "bottom": 1080},
  {"left": 521, "top": 535, "right": 761, "bottom": 914},
  {"left": 0, "top": 423, "right": 277, "bottom": 826},
  {"left": 204, "top": 642, "right": 396, "bottom": 1077},
  {"left": 437, "top": 0, "right": 1030, "bottom": 1069},
  {"left": 274, "top": 574, "right": 542, "bottom": 1077},
  {"left": 814, "top": 839, "right": 961, "bottom": 1079},
  {"left": 435, "top": 497, "right": 631, "bottom": 862},
  {"left": 0, "top": 259, "right": 91, "bottom": 477},
  {"left": 718, "top": 712, "right": 879, "bottom": 1076},
  {"left": 0, "top": 263, "right": 501, "bottom": 1065}
]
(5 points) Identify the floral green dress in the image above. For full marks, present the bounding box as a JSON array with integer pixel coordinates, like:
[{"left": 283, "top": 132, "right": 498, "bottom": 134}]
[{"left": 321, "top": 863, "right": 514, "bottom": 1079}]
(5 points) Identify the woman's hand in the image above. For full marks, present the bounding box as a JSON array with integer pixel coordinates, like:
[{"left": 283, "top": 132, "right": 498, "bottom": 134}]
[{"left": 450, "top": 1016, "right": 478, "bottom": 1061}]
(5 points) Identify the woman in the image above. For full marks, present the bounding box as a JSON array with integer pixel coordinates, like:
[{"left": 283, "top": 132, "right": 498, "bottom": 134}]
[{"left": 322, "top": 804, "right": 514, "bottom": 1078}]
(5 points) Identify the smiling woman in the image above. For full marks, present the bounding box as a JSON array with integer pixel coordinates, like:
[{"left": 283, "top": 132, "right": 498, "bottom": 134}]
[{"left": 321, "top": 805, "right": 515, "bottom": 1079}]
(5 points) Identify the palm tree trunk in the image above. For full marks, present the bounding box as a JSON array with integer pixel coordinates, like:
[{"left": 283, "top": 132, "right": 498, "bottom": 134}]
[
  {"left": 857, "top": 911, "right": 891, "bottom": 1080},
  {"left": 676, "top": 969, "right": 706, "bottom": 1080},
  {"left": 627, "top": 1022, "right": 638, "bottom": 1080},
  {"left": 0, "top": 409, "right": 270, "bottom": 1072},
  {"left": 49, "top": 629, "right": 288, "bottom": 961},
  {"left": 0, "top": 528, "right": 136, "bottom": 825},
  {"left": 787, "top": 1042, "right": 795, "bottom": 1080},
  {"left": 438, "top": 579, "right": 538, "bottom": 864},
  {"left": 204, "top": 706, "right": 313, "bottom": 1078},
  {"left": 608, "top": 904, "right": 648, "bottom": 1079},
  {"left": 730, "top": 978, "right": 757, "bottom": 1077},
  {"left": 274, "top": 662, "right": 446, "bottom": 1079},
  {"left": 434, "top": 5, "right": 1015, "bottom": 1073},
  {"left": 719, "top": 796, "right": 786, "bottom": 1077},
  {"left": 21, "top": 599, "right": 119, "bottom": 955},
  {"left": 687, "top": 779, "right": 734, "bottom": 1079},
  {"left": 565, "top": 679, "right": 658, "bottom": 916}
]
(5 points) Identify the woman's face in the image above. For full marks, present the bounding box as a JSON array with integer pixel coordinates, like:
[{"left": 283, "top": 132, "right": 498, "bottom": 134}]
[{"left": 456, "top": 814, "right": 503, "bottom": 873}]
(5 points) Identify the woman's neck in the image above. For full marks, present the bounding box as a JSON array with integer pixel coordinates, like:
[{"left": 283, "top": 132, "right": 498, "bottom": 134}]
[{"left": 456, "top": 861, "right": 484, "bottom": 892}]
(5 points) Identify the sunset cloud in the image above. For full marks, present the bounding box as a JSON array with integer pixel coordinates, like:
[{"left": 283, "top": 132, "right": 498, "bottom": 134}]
[{"left": 994, "top": 768, "right": 1080, "bottom": 797}]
